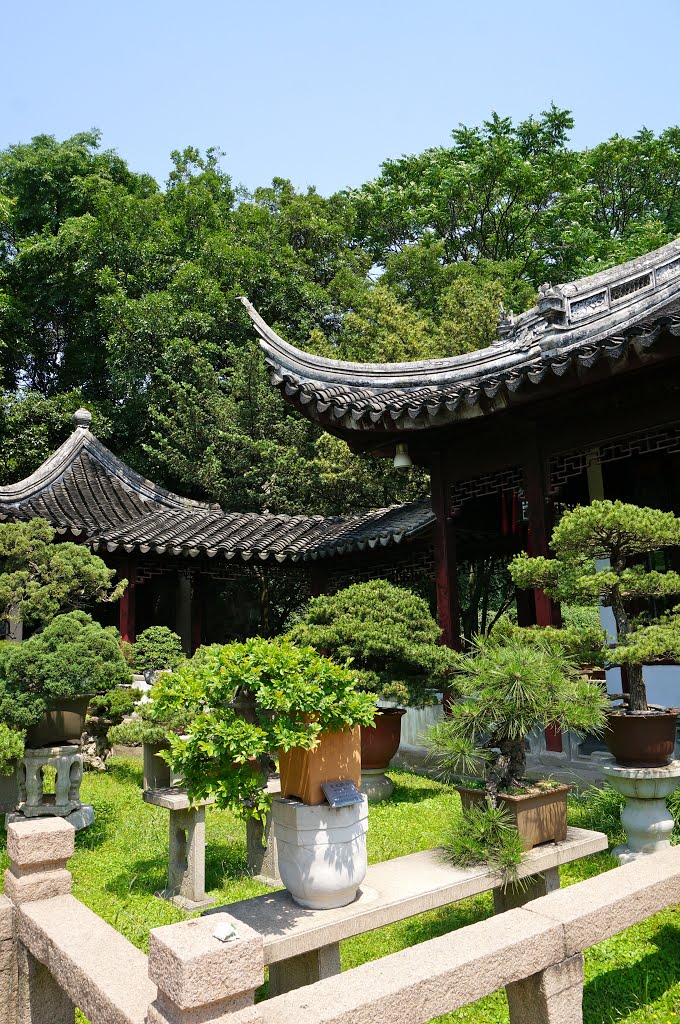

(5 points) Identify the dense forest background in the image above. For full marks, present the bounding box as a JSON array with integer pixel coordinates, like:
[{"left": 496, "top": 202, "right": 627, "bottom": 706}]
[{"left": 2, "top": 105, "right": 679, "bottom": 516}]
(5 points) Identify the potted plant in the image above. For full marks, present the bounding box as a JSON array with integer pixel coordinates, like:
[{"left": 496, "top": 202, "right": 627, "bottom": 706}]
[
  {"left": 510, "top": 500, "right": 680, "bottom": 767},
  {"left": 0, "top": 611, "right": 132, "bottom": 747},
  {"left": 107, "top": 698, "right": 190, "bottom": 789},
  {"left": 289, "top": 579, "right": 457, "bottom": 800},
  {"left": 151, "top": 636, "right": 376, "bottom": 908},
  {"left": 0, "top": 723, "right": 26, "bottom": 812},
  {"left": 426, "top": 634, "right": 609, "bottom": 850},
  {"left": 133, "top": 626, "right": 185, "bottom": 685}
]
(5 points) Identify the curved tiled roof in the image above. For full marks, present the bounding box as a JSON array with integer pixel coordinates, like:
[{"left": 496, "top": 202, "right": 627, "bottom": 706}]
[
  {"left": 0, "top": 411, "right": 433, "bottom": 562},
  {"left": 243, "top": 238, "right": 680, "bottom": 433}
]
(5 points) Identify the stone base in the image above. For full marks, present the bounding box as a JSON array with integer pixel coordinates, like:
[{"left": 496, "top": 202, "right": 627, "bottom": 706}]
[
  {"left": 155, "top": 889, "right": 215, "bottom": 912},
  {"left": 602, "top": 759, "right": 680, "bottom": 862},
  {"left": 6, "top": 804, "right": 94, "bottom": 832},
  {"left": 361, "top": 769, "right": 394, "bottom": 802}
]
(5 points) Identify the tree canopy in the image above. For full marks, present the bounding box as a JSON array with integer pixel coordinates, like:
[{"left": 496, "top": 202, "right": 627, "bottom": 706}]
[{"left": 2, "top": 114, "right": 679, "bottom": 515}]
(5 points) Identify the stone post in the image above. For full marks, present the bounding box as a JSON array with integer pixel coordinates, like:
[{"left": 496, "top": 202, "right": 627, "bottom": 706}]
[
  {"left": 166, "top": 805, "right": 210, "bottom": 910},
  {"left": 147, "top": 912, "right": 264, "bottom": 1024},
  {"left": 0, "top": 895, "right": 16, "bottom": 1024},
  {"left": 602, "top": 761, "right": 680, "bottom": 862},
  {"left": 5, "top": 818, "right": 76, "bottom": 1024},
  {"left": 506, "top": 953, "right": 585, "bottom": 1024},
  {"left": 493, "top": 867, "right": 561, "bottom": 913}
]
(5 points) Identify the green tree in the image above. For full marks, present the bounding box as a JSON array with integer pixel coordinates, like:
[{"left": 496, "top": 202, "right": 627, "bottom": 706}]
[{"left": 510, "top": 501, "right": 680, "bottom": 711}]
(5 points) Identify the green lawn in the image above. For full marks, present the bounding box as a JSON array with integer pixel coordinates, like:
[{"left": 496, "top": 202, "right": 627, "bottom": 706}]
[{"left": 2, "top": 758, "right": 680, "bottom": 1023}]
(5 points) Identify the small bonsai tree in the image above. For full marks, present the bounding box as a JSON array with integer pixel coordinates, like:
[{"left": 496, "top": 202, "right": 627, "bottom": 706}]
[
  {"left": 133, "top": 626, "right": 185, "bottom": 675},
  {"left": 0, "top": 518, "right": 125, "bottom": 631},
  {"left": 510, "top": 501, "right": 680, "bottom": 712},
  {"left": 288, "top": 579, "right": 457, "bottom": 707},
  {"left": 150, "top": 636, "right": 377, "bottom": 819},
  {"left": 427, "top": 635, "right": 609, "bottom": 796},
  {"left": 0, "top": 611, "right": 132, "bottom": 730}
]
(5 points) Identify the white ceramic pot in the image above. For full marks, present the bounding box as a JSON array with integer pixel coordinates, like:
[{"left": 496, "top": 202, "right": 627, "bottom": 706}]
[{"left": 272, "top": 796, "right": 368, "bottom": 909}]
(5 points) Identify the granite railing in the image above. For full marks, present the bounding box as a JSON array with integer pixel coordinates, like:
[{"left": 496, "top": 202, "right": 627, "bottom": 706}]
[{"left": 3, "top": 817, "right": 680, "bottom": 1024}]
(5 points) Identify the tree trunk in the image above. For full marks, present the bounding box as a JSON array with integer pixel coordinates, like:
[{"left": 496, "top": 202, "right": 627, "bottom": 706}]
[{"left": 610, "top": 585, "right": 648, "bottom": 712}]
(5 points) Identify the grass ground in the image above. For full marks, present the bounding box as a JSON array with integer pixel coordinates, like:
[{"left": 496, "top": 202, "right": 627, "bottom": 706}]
[{"left": 2, "top": 758, "right": 680, "bottom": 1023}]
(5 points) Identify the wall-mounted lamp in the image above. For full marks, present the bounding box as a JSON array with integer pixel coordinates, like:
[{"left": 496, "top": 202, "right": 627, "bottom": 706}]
[{"left": 393, "top": 442, "right": 413, "bottom": 471}]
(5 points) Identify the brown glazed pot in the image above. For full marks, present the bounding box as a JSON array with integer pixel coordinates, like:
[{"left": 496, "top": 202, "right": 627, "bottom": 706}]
[
  {"left": 360, "top": 708, "right": 407, "bottom": 770},
  {"left": 456, "top": 784, "right": 570, "bottom": 851},
  {"left": 605, "top": 710, "right": 679, "bottom": 768},
  {"left": 26, "top": 695, "right": 91, "bottom": 748}
]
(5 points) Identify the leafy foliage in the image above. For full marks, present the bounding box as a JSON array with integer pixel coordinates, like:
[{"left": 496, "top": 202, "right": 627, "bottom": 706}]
[
  {"left": 289, "top": 579, "right": 458, "bottom": 707},
  {"left": 0, "top": 611, "right": 132, "bottom": 729},
  {"left": 426, "top": 635, "right": 609, "bottom": 791},
  {"left": 0, "top": 518, "right": 125, "bottom": 628},
  {"left": 0, "top": 722, "right": 25, "bottom": 774},
  {"left": 510, "top": 501, "right": 680, "bottom": 710},
  {"left": 133, "top": 627, "right": 185, "bottom": 673},
  {"left": 149, "top": 637, "right": 376, "bottom": 818}
]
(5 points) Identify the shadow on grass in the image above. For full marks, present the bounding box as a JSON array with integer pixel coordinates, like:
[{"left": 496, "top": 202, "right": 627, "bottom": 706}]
[
  {"left": 105, "top": 840, "right": 248, "bottom": 899},
  {"left": 73, "top": 798, "right": 118, "bottom": 850},
  {"left": 104, "top": 758, "right": 144, "bottom": 787},
  {"left": 386, "top": 777, "right": 450, "bottom": 806},
  {"left": 583, "top": 923, "right": 680, "bottom": 1023}
]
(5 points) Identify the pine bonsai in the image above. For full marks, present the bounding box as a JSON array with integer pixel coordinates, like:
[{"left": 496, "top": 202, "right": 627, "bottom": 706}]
[
  {"left": 427, "top": 635, "right": 609, "bottom": 796},
  {"left": 289, "top": 579, "right": 457, "bottom": 707},
  {"left": 133, "top": 626, "right": 185, "bottom": 675},
  {"left": 510, "top": 501, "right": 680, "bottom": 712}
]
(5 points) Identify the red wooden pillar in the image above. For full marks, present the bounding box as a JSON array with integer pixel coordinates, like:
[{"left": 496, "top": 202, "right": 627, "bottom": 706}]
[
  {"left": 310, "top": 564, "right": 327, "bottom": 598},
  {"left": 523, "top": 435, "right": 562, "bottom": 751},
  {"left": 118, "top": 556, "right": 137, "bottom": 644}
]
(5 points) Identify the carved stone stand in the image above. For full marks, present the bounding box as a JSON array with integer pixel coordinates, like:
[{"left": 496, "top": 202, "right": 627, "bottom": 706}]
[
  {"left": 11, "top": 745, "right": 94, "bottom": 831},
  {"left": 602, "top": 759, "right": 680, "bottom": 863},
  {"left": 143, "top": 788, "right": 216, "bottom": 912}
]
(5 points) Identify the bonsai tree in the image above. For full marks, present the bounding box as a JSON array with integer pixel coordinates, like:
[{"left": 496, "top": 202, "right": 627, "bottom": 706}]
[
  {"left": 0, "top": 611, "right": 132, "bottom": 730},
  {"left": 149, "top": 636, "right": 377, "bottom": 820},
  {"left": 510, "top": 501, "right": 680, "bottom": 712},
  {"left": 288, "top": 579, "right": 457, "bottom": 707},
  {"left": 133, "top": 626, "right": 186, "bottom": 677},
  {"left": 0, "top": 518, "right": 125, "bottom": 632},
  {"left": 427, "top": 635, "right": 609, "bottom": 796}
]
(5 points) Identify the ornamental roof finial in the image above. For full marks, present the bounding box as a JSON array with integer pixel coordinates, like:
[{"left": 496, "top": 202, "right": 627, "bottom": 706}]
[{"left": 73, "top": 408, "right": 92, "bottom": 430}]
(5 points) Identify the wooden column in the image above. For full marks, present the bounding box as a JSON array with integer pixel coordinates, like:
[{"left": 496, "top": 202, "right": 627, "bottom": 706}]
[
  {"left": 523, "top": 436, "right": 562, "bottom": 753},
  {"left": 118, "top": 556, "right": 137, "bottom": 644},
  {"left": 191, "top": 573, "right": 204, "bottom": 653},
  {"left": 309, "top": 564, "right": 327, "bottom": 598},
  {"left": 430, "top": 451, "right": 461, "bottom": 653}
]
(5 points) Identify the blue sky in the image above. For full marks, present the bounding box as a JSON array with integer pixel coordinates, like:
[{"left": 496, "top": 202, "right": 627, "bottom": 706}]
[{"left": 4, "top": 0, "right": 680, "bottom": 195}]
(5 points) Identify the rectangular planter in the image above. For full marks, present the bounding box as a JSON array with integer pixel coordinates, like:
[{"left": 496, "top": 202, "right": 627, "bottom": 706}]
[
  {"left": 279, "top": 726, "right": 361, "bottom": 806},
  {"left": 0, "top": 769, "right": 19, "bottom": 814},
  {"left": 456, "top": 784, "right": 570, "bottom": 851}
]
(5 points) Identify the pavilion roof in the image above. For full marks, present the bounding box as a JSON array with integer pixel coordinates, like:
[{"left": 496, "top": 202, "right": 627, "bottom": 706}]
[
  {"left": 0, "top": 410, "right": 433, "bottom": 562},
  {"left": 242, "top": 239, "right": 680, "bottom": 435}
]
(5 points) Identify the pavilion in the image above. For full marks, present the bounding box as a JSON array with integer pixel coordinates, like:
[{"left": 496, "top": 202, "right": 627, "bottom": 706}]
[
  {"left": 244, "top": 238, "right": 680, "bottom": 757},
  {"left": 0, "top": 410, "right": 435, "bottom": 649}
]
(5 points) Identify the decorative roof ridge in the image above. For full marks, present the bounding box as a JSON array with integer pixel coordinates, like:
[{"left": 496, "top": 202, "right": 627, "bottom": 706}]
[
  {"left": 0, "top": 411, "right": 218, "bottom": 512},
  {"left": 241, "top": 237, "right": 680, "bottom": 392}
]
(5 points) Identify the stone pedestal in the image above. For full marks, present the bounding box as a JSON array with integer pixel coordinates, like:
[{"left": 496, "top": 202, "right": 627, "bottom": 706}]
[
  {"left": 13, "top": 747, "right": 90, "bottom": 830},
  {"left": 143, "top": 788, "right": 215, "bottom": 912},
  {"left": 272, "top": 795, "right": 368, "bottom": 910},
  {"left": 602, "top": 759, "right": 680, "bottom": 863},
  {"left": 246, "top": 775, "right": 282, "bottom": 885},
  {"left": 360, "top": 768, "right": 394, "bottom": 802}
]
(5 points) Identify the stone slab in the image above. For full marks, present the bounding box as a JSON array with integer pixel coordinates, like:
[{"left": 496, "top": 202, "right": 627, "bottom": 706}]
[
  {"left": 258, "top": 906, "right": 567, "bottom": 1024},
  {"left": 523, "top": 844, "right": 680, "bottom": 956},
  {"left": 143, "top": 788, "right": 215, "bottom": 812},
  {"left": 156, "top": 890, "right": 216, "bottom": 913},
  {"left": 7, "top": 805, "right": 95, "bottom": 832},
  {"left": 18, "top": 893, "right": 155, "bottom": 1024},
  {"left": 205, "top": 826, "right": 607, "bottom": 965}
]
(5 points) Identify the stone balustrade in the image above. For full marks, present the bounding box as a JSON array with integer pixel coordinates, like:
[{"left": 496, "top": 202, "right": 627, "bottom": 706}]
[{"left": 2, "top": 816, "right": 680, "bottom": 1024}]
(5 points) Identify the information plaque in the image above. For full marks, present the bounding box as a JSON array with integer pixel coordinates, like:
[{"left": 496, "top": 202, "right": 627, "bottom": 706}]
[{"left": 321, "top": 779, "right": 363, "bottom": 807}]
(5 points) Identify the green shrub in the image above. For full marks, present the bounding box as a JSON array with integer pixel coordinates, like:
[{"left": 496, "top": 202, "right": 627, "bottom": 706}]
[
  {"left": 151, "top": 636, "right": 377, "bottom": 819},
  {"left": 0, "top": 611, "right": 132, "bottom": 729},
  {"left": 0, "top": 723, "right": 25, "bottom": 775},
  {"left": 289, "top": 579, "right": 458, "bottom": 707},
  {"left": 444, "top": 801, "right": 524, "bottom": 887},
  {"left": 107, "top": 697, "right": 188, "bottom": 747},
  {"left": 489, "top": 617, "right": 609, "bottom": 667},
  {"left": 133, "top": 627, "right": 185, "bottom": 674}
]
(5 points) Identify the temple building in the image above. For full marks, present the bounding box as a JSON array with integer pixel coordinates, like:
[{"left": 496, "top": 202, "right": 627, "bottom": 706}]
[
  {"left": 0, "top": 409, "right": 435, "bottom": 649},
  {"left": 243, "top": 238, "right": 680, "bottom": 767}
]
